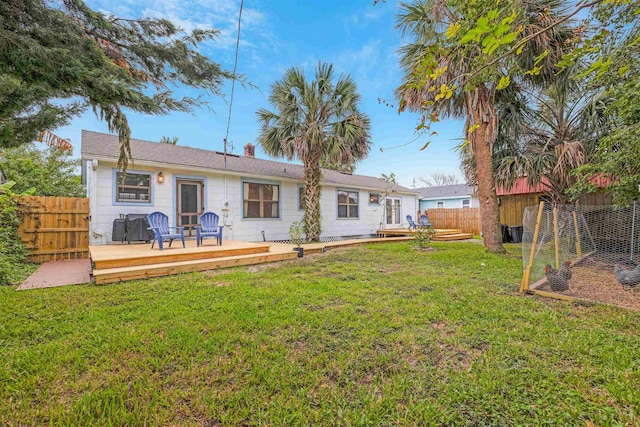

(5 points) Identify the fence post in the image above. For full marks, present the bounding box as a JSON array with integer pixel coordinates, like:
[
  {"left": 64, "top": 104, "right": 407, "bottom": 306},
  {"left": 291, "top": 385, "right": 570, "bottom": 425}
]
[
  {"left": 520, "top": 201, "right": 545, "bottom": 293},
  {"left": 572, "top": 211, "right": 582, "bottom": 258},
  {"left": 553, "top": 206, "right": 560, "bottom": 269}
]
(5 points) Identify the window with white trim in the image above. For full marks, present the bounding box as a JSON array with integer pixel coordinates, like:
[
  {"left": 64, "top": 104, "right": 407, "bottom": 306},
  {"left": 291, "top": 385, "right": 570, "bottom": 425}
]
[
  {"left": 337, "top": 189, "right": 359, "bottom": 218},
  {"left": 115, "top": 171, "right": 151, "bottom": 203},
  {"left": 462, "top": 199, "right": 470, "bottom": 208},
  {"left": 243, "top": 182, "right": 280, "bottom": 218},
  {"left": 437, "top": 201, "right": 444, "bottom": 208}
]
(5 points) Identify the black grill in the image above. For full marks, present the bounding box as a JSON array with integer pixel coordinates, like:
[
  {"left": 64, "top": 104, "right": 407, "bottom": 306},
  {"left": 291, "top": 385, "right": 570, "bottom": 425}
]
[
  {"left": 112, "top": 215, "right": 154, "bottom": 243},
  {"left": 112, "top": 218, "right": 126, "bottom": 242},
  {"left": 125, "top": 214, "right": 154, "bottom": 242}
]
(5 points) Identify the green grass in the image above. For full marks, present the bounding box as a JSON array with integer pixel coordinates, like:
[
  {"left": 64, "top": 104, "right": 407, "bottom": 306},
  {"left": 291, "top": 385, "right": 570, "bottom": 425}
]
[{"left": 1, "top": 242, "right": 639, "bottom": 426}]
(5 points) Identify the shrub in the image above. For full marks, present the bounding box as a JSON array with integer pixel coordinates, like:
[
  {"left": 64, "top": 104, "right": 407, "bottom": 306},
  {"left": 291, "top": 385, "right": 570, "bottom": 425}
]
[
  {"left": 289, "top": 221, "right": 305, "bottom": 247},
  {"left": 413, "top": 226, "right": 435, "bottom": 250},
  {"left": 0, "top": 189, "right": 28, "bottom": 285}
]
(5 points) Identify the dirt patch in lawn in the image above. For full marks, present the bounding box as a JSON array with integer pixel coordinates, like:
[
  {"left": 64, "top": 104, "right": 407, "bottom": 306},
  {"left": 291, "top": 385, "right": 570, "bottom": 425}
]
[{"left": 537, "top": 261, "right": 640, "bottom": 310}]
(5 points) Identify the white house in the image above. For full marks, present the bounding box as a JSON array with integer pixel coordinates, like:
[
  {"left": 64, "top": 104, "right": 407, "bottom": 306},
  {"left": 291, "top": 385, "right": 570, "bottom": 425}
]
[{"left": 81, "top": 130, "right": 418, "bottom": 245}]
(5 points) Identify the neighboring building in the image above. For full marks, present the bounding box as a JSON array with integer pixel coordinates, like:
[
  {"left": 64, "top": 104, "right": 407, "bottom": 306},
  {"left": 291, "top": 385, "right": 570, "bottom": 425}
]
[
  {"left": 496, "top": 177, "right": 612, "bottom": 226},
  {"left": 417, "top": 184, "right": 478, "bottom": 211},
  {"left": 81, "top": 130, "right": 418, "bottom": 245}
]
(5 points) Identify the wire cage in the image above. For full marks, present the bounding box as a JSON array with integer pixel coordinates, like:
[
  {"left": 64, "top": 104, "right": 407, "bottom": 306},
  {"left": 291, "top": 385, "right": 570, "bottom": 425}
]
[{"left": 521, "top": 202, "right": 640, "bottom": 309}]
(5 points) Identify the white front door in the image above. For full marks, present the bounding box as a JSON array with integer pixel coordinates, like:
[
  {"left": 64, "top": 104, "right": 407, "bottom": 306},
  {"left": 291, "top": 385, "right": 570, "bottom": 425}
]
[{"left": 386, "top": 198, "right": 401, "bottom": 228}]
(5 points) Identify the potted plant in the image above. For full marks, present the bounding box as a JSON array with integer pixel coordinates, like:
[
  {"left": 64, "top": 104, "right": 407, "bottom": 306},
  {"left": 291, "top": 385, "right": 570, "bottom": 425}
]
[{"left": 289, "top": 221, "right": 305, "bottom": 257}]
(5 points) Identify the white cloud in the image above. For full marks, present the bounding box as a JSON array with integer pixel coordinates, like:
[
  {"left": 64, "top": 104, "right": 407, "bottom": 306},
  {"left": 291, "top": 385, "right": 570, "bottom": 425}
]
[
  {"left": 364, "top": 7, "right": 385, "bottom": 21},
  {"left": 345, "top": 1, "right": 392, "bottom": 28},
  {"left": 87, "top": 0, "right": 272, "bottom": 53},
  {"left": 334, "top": 40, "right": 382, "bottom": 78}
]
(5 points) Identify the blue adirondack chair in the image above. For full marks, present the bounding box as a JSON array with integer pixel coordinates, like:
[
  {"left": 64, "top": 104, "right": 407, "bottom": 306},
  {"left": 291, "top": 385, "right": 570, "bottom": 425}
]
[
  {"left": 195, "top": 212, "right": 224, "bottom": 246},
  {"left": 406, "top": 215, "right": 418, "bottom": 230},
  {"left": 147, "top": 211, "right": 185, "bottom": 250},
  {"left": 420, "top": 214, "right": 433, "bottom": 228}
]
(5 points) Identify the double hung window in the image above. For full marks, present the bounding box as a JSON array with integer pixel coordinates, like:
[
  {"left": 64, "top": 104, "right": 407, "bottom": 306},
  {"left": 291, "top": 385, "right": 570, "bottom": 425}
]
[{"left": 243, "top": 182, "right": 280, "bottom": 218}]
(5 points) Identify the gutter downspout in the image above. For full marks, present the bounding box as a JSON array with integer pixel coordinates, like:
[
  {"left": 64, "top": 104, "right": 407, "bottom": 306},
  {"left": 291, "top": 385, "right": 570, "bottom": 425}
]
[{"left": 89, "top": 159, "right": 107, "bottom": 245}]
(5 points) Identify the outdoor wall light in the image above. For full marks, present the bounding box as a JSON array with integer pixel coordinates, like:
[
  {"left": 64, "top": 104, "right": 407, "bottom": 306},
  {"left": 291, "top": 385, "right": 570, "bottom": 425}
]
[{"left": 157, "top": 172, "right": 165, "bottom": 184}]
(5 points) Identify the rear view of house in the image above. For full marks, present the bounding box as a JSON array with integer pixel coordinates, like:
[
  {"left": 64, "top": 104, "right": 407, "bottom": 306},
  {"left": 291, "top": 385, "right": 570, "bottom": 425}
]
[{"left": 81, "top": 130, "right": 418, "bottom": 245}]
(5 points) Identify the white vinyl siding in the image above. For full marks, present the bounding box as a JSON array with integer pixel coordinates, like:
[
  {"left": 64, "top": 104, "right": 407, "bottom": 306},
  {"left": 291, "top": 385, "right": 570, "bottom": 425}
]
[{"left": 87, "top": 160, "right": 418, "bottom": 245}]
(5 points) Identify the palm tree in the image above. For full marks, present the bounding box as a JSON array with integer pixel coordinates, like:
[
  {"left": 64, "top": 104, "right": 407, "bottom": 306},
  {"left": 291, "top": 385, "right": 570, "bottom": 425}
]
[
  {"left": 491, "top": 66, "right": 612, "bottom": 205},
  {"left": 395, "top": 0, "right": 572, "bottom": 252},
  {"left": 159, "top": 136, "right": 178, "bottom": 145},
  {"left": 257, "top": 63, "right": 372, "bottom": 242}
]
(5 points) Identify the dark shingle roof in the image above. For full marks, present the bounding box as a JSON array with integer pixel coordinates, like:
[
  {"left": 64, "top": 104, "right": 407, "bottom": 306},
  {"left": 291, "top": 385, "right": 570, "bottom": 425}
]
[
  {"left": 81, "top": 130, "right": 416, "bottom": 194},
  {"left": 416, "top": 184, "right": 476, "bottom": 200}
]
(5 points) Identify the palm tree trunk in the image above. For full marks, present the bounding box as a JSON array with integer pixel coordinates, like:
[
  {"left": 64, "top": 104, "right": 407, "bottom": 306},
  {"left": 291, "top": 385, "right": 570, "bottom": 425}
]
[
  {"left": 303, "top": 158, "right": 323, "bottom": 242},
  {"left": 470, "top": 85, "right": 505, "bottom": 253}
]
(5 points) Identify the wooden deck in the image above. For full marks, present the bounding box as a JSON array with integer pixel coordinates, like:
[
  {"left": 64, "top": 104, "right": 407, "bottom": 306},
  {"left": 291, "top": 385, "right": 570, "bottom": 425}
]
[
  {"left": 90, "top": 240, "right": 296, "bottom": 284},
  {"left": 89, "top": 236, "right": 414, "bottom": 285},
  {"left": 91, "top": 240, "right": 273, "bottom": 270},
  {"left": 269, "top": 236, "right": 413, "bottom": 255},
  {"left": 377, "top": 228, "right": 474, "bottom": 241}
]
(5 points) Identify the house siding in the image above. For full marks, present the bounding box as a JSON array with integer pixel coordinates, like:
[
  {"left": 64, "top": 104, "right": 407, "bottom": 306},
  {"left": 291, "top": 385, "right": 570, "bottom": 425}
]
[
  {"left": 87, "top": 160, "right": 417, "bottom": 244},
  {"left": 420, "top": 196, "right": 477, "bottom": 211}
]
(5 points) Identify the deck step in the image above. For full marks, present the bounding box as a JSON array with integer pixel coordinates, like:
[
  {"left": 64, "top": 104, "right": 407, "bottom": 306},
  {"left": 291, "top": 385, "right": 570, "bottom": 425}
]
[
  {"left": 91, "top": 243, "right": 271, "bottom": 270},
  {"left": 269, "top": 236, "right": 413, "bottom": 255},
  {"left": 433, "top": 229, "right": 462, "bottom": 236},
  {"left": 377, "top": 229, "right": 464, "bottom": 238},
  {"left": 92, "top": 249, "right": 298, "bottom": 284},
  {"left": 432, "top": 233, "right": 474, "bottom": 241}
]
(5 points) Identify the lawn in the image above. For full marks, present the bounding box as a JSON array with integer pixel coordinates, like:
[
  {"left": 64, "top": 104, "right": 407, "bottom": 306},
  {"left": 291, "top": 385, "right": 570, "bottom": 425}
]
[{"left": 1, "top": 242, "right": 638, "bottom": 426}]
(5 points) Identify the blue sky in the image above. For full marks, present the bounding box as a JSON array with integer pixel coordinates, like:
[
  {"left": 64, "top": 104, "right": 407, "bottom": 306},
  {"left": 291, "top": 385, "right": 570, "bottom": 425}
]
[{"left": 57, "top": 0, "right": 466, "bottom": 188}]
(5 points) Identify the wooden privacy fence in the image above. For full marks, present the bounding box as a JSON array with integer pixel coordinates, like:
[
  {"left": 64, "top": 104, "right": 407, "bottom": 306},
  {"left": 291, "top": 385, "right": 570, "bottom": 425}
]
[
  {"left": 17, "top": 196, "right": 90, "bottom": 263},
  {"left": 498, "top": 191, "right": 613, "bottom": 226},
  {"left": 423, "top": 208, "right": 480, "bottom": 235}
]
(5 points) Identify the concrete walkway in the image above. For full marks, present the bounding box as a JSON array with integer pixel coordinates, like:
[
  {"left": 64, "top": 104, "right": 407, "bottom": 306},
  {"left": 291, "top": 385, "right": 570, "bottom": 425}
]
[{"left": 17, "top": 259, "right": 92, "bottom": 291}]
